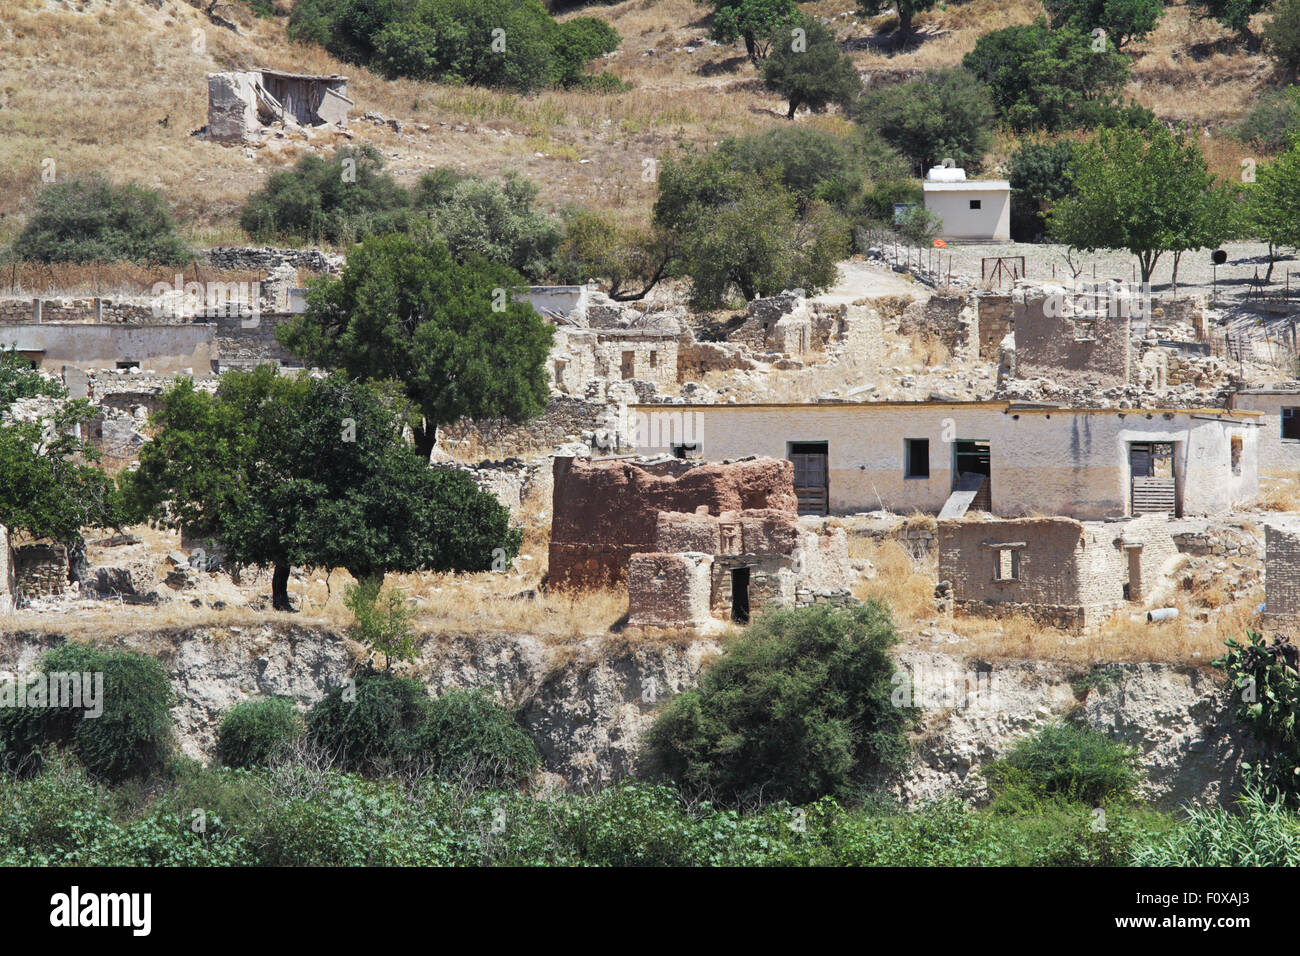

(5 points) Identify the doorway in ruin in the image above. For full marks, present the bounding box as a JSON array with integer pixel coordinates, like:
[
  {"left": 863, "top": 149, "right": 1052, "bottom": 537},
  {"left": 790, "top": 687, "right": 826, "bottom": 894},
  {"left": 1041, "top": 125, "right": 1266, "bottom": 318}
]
[
  {"left": 730, "top": 567, "right": 750, "bottom": 624},
  {"left": 1129, "top": 442, "right": 1179, "bottom": 516},
  {"left": 620, "top": 351, "right": 634, "bottom": 379},
  {"left": 788, "top": 441, "right": 829, "bottom": 515},
  {"left": 952, "top": 439, "right": 991, "bottom": 512}
]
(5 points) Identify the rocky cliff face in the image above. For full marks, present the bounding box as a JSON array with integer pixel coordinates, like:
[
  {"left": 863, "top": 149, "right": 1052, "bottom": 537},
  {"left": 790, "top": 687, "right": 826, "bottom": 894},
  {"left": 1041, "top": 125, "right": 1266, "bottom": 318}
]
[{"left": 0, "top": 627, "right": 1251, "bottom": 808}]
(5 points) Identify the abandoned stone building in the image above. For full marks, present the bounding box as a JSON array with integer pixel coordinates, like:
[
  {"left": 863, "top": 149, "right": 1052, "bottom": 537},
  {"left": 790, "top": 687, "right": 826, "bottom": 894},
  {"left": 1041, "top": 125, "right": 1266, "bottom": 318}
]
[
  {"left": 627, "top": 508, "right": 853, "bottom": 629},
  {"left": 722, "top": 292, "right": 884, "bottom": 363},
  {"left": 937, "top": 513, "right": 1181, "bottom": 629},
  {"left": 208, "top": 69, "right": 353, "bottom": 143},
  {"left": 629, "top": 400, "right": 1260, "bottom": 519},
  {"left": 547, "top": 455, "right": 799, "bottom": 589},
  {"left": 548, "top": 325, "right": 679, "bottom": 395}
]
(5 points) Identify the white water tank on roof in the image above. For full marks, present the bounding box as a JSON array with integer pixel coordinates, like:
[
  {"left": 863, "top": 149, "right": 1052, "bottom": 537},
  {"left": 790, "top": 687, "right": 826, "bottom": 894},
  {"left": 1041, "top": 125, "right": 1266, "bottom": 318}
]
[{"left": 926, "top": 166, "right": 967, "bottom": 182}]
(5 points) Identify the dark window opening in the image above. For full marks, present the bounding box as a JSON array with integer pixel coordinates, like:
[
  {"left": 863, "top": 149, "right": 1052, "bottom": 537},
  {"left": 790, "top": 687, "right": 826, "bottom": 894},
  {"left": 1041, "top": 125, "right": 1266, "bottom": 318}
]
[
  {"left": 1231, "top": 436, "right": 1243, "bottom": 476},
  {"left": 969, "top": 199, "right": 982, "bottom": 210},
  {"left": 1284, "top": 407, "right": 1300, "bottom": 441},
  {"left": 730, "top": 567, "right": 750, "bottom": 624},
  {"left": 905, "top": 438, "right": 930, "bottom": 478},
  {"left": 116, "top": 361, "right": 140, "bottom": 370},
  {"left": 671, "top": 442, "right": 700, "bottom": 459},
  {"left": 620, "top": 351, "right": 634, "bottom": 380}
]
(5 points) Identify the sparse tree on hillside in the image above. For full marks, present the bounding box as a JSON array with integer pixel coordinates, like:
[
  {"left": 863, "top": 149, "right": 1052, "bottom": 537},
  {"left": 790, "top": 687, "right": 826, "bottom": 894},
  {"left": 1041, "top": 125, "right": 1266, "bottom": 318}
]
[
  {"left": 761, "top": 16, "right": 862, "bottom": 118},
  {"left": 275, "top": 234, "right": 554, "bottom": 461},
  {"left": 856, "top": 0, "right": 937, "bottom": 41},
  {"left": 1266, "top": 0, "right": 1300, "bottom": 75},
  {"left": 1195, "top": 0, "right": 1272, "bottom": 41},
  {"left": 701, "top": 0, "right": 800, "bottom": 64},
  {"left": 1045, "top": 0, "right": 1166, "bottom": 49}
]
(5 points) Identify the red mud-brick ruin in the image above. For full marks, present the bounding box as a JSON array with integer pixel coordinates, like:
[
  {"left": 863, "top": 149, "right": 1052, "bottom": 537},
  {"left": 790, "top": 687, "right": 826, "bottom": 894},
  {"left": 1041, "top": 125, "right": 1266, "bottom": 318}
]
[{"left": 548, "top": 456, "right": 852, "bottom": 629}]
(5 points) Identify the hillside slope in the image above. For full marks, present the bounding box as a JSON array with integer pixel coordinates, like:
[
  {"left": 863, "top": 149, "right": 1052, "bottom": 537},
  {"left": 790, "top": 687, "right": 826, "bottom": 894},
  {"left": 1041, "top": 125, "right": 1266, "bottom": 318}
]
[{"left": 0, "top": 0, "right": 1275, "bottom": 242}]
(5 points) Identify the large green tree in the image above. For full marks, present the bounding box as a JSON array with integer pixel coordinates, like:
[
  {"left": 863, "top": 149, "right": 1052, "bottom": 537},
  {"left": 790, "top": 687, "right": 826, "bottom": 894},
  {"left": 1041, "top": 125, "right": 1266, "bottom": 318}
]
[
  {"left": 1245, "top": 135, "right": 1300, "bottom": 280},
  {"left": 1048, "top": 123, "right": 1236, "bottom": 282},
  {"left": 962, "top": 21, "right": 1131, "bottom": 131},
  {"left": 761, "top": 16, "right": 861, "bottom": 118},
  {"left": 276, "top": 233, "right": 554, "bottom": 460},
  {"left": 0, "top": 395, "right": 123, "bottom": 548},
  {"left": 854, "top": 68, "right": 995, "bottom": 174},
  {"left": 122, "top": 368, "right": 520, "bottom": 611}
]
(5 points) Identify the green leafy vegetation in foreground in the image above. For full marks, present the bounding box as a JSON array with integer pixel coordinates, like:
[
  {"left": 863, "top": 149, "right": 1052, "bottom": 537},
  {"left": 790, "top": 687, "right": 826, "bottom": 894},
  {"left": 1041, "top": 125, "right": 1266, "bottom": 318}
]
[{"left": 0, "top": 754, "right": 1183, "bottom": 867}]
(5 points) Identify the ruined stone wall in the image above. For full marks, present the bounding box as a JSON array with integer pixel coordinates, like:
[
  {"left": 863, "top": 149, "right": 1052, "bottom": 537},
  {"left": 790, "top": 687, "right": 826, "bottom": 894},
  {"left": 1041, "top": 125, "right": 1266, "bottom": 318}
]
[
  {"left": 900, "top": 294, "right": 977, "bottom": 362},
  {"left": 0, "top": 298, "right": 158, "bottom": 325},
  {"left": 438, "top": 396, "right": 612, "bottom": 457},
  {"left": 1123, "top": 514, "right": 1180, "bottom": 602},
  {"left": 0, "top": 526, "right": 14, "bottom": 613},
  {"left": 213, "top": 312, "right": 302, "bottom": 369},
  {"left": 627, "top": 552, "right": 714, "bottom": 627},
  {"left": 13, "top": 542, "right": 69, "bottom": 600},
  {"left": 201, "top": 247, "right": 343, "bottom": 274},
  {"left": 549, "top": 456, "right": 798, "bottom": 589},
  {"left": 1265, "top": 521, "right": 1300, "bottom": 623},
  {"left": 2, "top": 323, "right": 215, "bottom": 376},
  {"left": 975, "top": 294, "right": 1014, "bottom": 362},
  {"left": 1012, "top": 282, "right": 1132, "bottom": 388},
  {"left": 940, "top": 517, "right": 1089, "bottom": 608}
]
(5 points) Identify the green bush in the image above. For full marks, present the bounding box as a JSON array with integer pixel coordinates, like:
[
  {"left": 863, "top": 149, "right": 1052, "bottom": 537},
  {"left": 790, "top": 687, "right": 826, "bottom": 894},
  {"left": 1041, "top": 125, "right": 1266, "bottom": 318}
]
[
  {"left": 642, "top": 603, "right": 914, "bottom": 806},
  {"left": 411, "top": 169, "right": 563, "bottom": 278},
  {"left": 8, "top": 175, "right": 191, "bottom": 265},
  {"left": 983, "top": 722, "right": 1141, "bottom": 808},
  {"left": 239, "top": 145, "right": 412, "bottom": 244},
  {"left": 1235, "top": 86, "right": 1300, "bottom": 151},
  {"left": 306, "top": 669, "right": 433, "bottom": 774},
  {"left": 0, "top": 644, "right": 174, "bottom": 785},
  {"left": 653, "top": 151, "right": 849, "bottom": 307},
  {"left": 216, "top": 698, "right": 303, "bottom": 769},
  {"left": 855, "top": 68, "right": 995, "bottom": 173},
  {"left": 1269, "top": 0, "right": 1300, "bottom": 75},
  {"left": 423, "top": 689, "right": 539, "bottom": 788},
  {"left": 1007, "top": 139, "right": 1079, "bottom": 241}
]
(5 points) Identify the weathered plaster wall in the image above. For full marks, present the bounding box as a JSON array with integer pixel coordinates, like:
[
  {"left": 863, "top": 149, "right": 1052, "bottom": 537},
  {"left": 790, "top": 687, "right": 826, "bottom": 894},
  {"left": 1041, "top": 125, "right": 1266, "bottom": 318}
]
[
  {"left": 2, "top": 323, "right": 214, "bottom": 376},
  {"left": 1230, "top": 390, "right": 1300, "bottom": 472},
  {"left": 1013, "top": 282, "right": 1132, "bottom": 388},
  {"left": 631, "top": 402, "right": 1259, "bottom": 518}
]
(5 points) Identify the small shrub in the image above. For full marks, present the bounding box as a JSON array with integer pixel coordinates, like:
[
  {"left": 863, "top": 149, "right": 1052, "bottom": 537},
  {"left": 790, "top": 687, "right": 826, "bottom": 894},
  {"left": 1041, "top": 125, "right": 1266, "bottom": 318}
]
[
  {"left": 345, "top": 578, "right": 417, "bottom": 666},
  {"left": 1132, "top": 787, "right": 1300, "bottom": 866},
  {"left": 1234, "top": 86, "right": 1300, "bottom": 152},
  {"left": 306, "top": 669, "right": 432, "bottom": 775},
  {"left": 422, "top": 689, "right": 539, "bottom": 788},
  {"left": 641, "top": 602, "right": 915, "bottom": 806},
  {"left": 983, "top": 722, "right": 1141, "bottom": 807},
  {"left": 216, "top": 698, "right": 303, "bottom": 769},
  {"left": 0, "top": 643, "right": 174, "bottom": 785}
]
